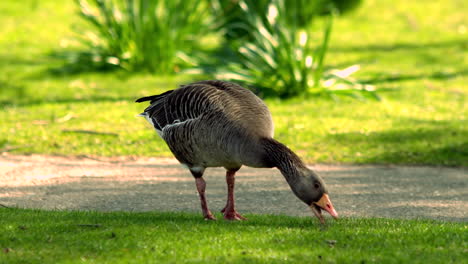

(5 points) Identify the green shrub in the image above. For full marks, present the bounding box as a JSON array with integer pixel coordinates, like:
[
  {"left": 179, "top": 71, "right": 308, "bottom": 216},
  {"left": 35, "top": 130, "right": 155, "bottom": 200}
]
[
  {"left": 215, "top": 0, "right": 377, "bottom": 99},
  {"left": 74, "top": 0, "right": 213, "bottom": 74},
  {"left": 212, "top": 0, "right": 363, "bottom": 40}
]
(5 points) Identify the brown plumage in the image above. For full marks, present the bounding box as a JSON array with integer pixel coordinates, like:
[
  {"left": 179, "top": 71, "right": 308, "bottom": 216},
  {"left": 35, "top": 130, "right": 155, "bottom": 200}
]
[{"left": 136, "top": 80, "right": 337, "bottom": 222}]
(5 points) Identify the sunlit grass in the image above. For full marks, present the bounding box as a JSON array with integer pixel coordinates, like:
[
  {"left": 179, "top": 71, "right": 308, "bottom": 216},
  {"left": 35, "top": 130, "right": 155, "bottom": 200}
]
[
  {"left": 0, "top": 208, "right": 465, "bottom": 263},
  {"left": 0, "top": 0, "right": 466, "bottom": 165}
]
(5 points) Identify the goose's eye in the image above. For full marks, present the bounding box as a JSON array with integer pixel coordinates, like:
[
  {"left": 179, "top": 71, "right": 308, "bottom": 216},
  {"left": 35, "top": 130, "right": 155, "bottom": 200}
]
[{"left": 314, "top": 182, "right": 321, "bottom": 189}]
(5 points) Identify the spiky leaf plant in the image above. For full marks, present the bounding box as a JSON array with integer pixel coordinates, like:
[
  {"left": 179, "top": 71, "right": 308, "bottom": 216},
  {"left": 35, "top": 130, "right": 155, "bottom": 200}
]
[
  {"left": 215, "top": 0, "right": 377, "bottom": 99},
  {"left": 74, "top": 0, "right": 213, "bottom": 74},
  {"left": 212, "top": 0, "right": 363, "bottom": 40}
]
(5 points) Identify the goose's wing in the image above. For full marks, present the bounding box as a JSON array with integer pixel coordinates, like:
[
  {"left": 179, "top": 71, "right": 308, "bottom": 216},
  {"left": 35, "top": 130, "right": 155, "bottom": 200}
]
[
  {"left": 135, "top": 82, "right": 221, "bottom": 134},
  {"left": 136, "top": 83, "right": 228, "bottom": 166},
  {"left": 136, "top": 80, "right": 273, "bottom": 137}
]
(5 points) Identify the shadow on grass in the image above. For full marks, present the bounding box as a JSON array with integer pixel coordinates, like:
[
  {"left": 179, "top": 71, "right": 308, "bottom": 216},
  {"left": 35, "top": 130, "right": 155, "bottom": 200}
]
[
  {"left": 330, "top": 39, "right": 467, "bottom": 52},
  {"left": 325, "top": 119, "right": 468, "bottom": 166},
  {"left": 0, "top": 54, "right": 48, "bottom": 67},
  {"left": 0, "top": 95, "right": 141, "bottom": 108},
  {"left": 1, "top": 207, "right": 320, "bottom": 230},
  {"left": 0, "top": 52, "right": 119, "bottom": 79},
  {"left": 363, "top": 69, "right": 468, "bottom": 84},
  {"left": 0, "top": 79, "right": 27, "bottom": 102},
  {"left": 45, "top": 50, "right": 122, "bottom": 76},
  {"left": 328, "top": 39, "right": 467, "bottom": 84}
]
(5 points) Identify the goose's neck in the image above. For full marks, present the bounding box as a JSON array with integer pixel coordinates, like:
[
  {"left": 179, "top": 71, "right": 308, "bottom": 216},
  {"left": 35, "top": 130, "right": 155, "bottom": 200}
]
[{"left": 260, "top": 138, "right": 308, "bottom": 183}]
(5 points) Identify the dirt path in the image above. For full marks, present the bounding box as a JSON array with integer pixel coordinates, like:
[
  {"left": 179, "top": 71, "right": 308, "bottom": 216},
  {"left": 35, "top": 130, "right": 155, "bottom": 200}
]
[{"left": 0, "top": 154, "right": 466, "bottom": 222}]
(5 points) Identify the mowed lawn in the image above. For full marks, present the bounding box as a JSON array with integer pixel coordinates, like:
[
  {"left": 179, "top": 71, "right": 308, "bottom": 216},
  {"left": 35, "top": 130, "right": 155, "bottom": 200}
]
[
  {"left": 0, "top": 209, "right": 466, "bottom": 264},
  {"left": 0, "top": 0, "right": 467, "bottom": 166}
]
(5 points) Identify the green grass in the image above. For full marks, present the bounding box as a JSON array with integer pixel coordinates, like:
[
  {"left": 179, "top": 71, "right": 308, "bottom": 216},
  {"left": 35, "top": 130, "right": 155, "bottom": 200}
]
[
  {"left": 0, "top": 208, "right": 466, "bottom": 263},
  {"left": 0, "top": 0, "right": 467, "bottom": 166}
]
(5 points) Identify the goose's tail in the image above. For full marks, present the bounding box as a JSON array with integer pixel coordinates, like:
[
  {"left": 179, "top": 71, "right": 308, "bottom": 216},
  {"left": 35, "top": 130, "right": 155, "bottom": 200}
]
[
  {"left": 135, "top": 90, "right": 175, "bottom": 132},
  {"left": 135, "top": 90, "right": 174, "bottom": 103}
]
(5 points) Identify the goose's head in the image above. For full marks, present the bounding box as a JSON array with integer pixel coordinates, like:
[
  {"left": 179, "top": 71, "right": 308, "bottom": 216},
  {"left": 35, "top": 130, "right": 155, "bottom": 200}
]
[
  {"left": 260, "top": 137, "right": 338, "bottom": 223},
  {"left": 291, "top": 169, "right": 338, "bottom": 224}
]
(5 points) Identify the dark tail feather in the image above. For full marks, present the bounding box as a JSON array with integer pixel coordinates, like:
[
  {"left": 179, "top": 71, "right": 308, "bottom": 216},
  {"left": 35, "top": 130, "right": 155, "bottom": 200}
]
[
  {"left": 135, "top": 95, "right": 158, "bottom": 103},
  {"left": 135, "top": 90, "right": 174, "bottom": 103}
]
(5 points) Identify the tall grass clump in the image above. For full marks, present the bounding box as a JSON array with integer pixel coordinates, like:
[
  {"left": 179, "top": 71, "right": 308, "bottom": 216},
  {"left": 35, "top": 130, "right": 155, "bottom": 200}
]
[
  {"left": 74, "top": 0, "right": 213, "bottom": 74},
  {"left": 213, "top": 0, "right": 376, "bottom": 99}
]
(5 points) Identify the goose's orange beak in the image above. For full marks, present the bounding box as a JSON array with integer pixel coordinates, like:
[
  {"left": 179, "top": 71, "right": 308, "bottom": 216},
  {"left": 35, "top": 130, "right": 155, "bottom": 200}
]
[{"left": 309, "top": 194, "right": 338, "bottom": 224}]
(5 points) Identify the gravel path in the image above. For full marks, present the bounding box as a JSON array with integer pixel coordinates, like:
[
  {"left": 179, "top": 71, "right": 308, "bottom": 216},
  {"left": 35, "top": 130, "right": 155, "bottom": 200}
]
[{"left": 0, "top": 154, "right": 466, "bottom": 222}]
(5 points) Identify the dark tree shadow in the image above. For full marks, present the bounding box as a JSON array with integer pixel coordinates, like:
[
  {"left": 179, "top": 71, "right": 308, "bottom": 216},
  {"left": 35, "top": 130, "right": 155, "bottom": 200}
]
[
  {"left": 362, "top": 70, "right": 468, "bottom": 84},
  {"left": 325, "top": 118, "right": 468, "bottom": 166},
  {"left": 330, "top": 39, "right": 467, "bottom": 53}
]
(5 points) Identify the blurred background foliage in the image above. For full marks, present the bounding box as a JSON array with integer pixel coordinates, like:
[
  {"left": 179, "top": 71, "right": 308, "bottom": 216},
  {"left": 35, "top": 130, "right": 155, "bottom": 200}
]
[
  {"left": 212, "top": 0, "right": 376, "bottom": 98},
  {"left": 73, "top": 0, "right": 214, "bottom": 74},
  {"left": 72, "top": 0, "right": 370, "bottom": 98},
  {"left": 213, "top": 0, "right": 362, "bottom": 40}
]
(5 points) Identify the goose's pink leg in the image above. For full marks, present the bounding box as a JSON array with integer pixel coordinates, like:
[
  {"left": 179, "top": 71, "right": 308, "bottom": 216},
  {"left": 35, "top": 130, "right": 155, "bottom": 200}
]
[
  {"left": 221, "top": 170, "right": 247, "bottom": 220},
  {"left": 195, "top": 177, "right": 216, "bottom": 220}
]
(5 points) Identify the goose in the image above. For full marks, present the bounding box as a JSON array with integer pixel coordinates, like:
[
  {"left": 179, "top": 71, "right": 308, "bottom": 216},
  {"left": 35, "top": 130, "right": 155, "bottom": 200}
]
[{"left": 136, "top": 80, "right": 338, "bottom": 223}]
